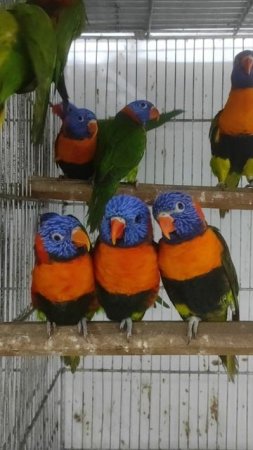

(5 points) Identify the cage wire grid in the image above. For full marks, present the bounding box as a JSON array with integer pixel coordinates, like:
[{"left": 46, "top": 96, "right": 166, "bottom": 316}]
[{"left": 1, "top": 27, "right": 253, "bottom": 450}]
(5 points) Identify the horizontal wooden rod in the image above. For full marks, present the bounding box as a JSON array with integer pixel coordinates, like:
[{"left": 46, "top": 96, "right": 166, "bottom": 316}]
[
  {"left": 0, "top": 321, "right": 253, "bottom": 356},
  {"left": 29, "top": 176, "right": 253, "bottom": 210}
]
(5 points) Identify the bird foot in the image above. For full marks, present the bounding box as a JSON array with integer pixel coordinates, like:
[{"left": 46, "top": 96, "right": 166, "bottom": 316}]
[
  {"left": 77, "top": 318, "right": 88, "bottom": 338},
  {"left": 120, "top": 317, "right": 132, "bottom": 340},
  {"left": 187, "top": 316, "right": 201, "bottom": 343},
  {"left": 47, "top": 321, "right": 56, "bottom": 338},
  {"left": 245, "top": 180, "right": 253, "bottom": 188}
]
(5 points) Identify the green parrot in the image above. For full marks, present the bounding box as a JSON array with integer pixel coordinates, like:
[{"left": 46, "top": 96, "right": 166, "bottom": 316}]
[
  {"left": 0, "top": 3, "right": 57, "bottom": 144},
  {"left": 27, "top": 0, "right": 87, "bottom": 102},
  {"left": 87, "top": 100, "right": 161, "bottom": 232}
]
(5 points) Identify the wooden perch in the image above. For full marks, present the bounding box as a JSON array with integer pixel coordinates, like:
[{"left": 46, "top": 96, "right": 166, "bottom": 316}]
[
  {"left": 0, "top": 321, "right": 253, "bottom": 356},
  {"left": 29, "top": 176, "right": 253, "bottom": 210}
]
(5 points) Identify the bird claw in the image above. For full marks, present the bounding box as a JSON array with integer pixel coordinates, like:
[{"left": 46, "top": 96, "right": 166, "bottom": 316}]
[
  {"left": 47, "top": 321, "right": 56, "bottom": 338},
  {"left": 77, "top": 318, "right": 88, "bottom": 338},
  {"left": 187, "top": 316, "right": 201, "bottom": 344},
  {"left": 245, "top": 181, "right": 253, "bottom": 188},
  {"left": 120, "top": 317, "right": 132, "bottom": 340}
]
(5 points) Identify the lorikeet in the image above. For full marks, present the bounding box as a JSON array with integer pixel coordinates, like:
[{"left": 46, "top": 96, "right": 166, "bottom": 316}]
[
  {"left": 93, "top": 194, "right": 160, "bottom": 338},
  {"left": 210, "top": 50, "right": 253, "bottom": 215},
  {"left": 52, "top": 101, "right": 98, "bottom": 180},
  {"left": 87, "top": 100, "right": 160, "bottom": 232},
  {"left": 0, "top": 3, "right": 56, "bottom": 142},
  {"left": 27, "top": 0, "right": 86, "bottom": 102},
  {"left": 153, "top": 191, "right": 239, "bottom": 381},
  {"left": 31, "top": 212, "right": 98, "bottom": 371}
]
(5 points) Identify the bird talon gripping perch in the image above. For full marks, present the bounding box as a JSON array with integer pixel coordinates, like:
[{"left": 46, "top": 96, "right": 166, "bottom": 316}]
[
  {"left": 120, "top": 317, "right": 133, "bottom": 339},
  {"left": 187, "top": 316, "right": 201, "bottom": 343}
]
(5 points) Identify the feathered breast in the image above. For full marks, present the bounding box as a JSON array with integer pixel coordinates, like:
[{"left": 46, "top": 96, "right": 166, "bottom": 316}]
[
  {"left": 32, "top": 254, "right": 95, "bottom": 302},
  {"left": 55, "top": 131, "right": 97, "bottom": 164},
  {"left": 158, "top": 228, "right": 223, "bottom": 281},
  {"left": 93, "top": 242, "right": 160, "bottom": 295},
  {"left": 219, "top": 88, "right": 253, "bottom": 135}
]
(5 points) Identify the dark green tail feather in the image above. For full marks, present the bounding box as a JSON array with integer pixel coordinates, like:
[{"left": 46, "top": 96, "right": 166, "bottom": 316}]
[
  {"left": 87, "top": 180, "right": 118, "bottom": 232},
  {"left": 62, "top": 356, "right": 80, "bottom": 373},
  {"left": 219, "top": 355, "right": 238, "bottom": 382}
]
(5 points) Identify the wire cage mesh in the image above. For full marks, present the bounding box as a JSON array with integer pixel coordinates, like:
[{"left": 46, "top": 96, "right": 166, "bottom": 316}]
[{"left": 1, "top": 1, "right": 253, "bottom": 447}]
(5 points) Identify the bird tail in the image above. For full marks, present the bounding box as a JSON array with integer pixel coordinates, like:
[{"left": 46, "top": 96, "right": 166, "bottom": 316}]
[
  {"left": 0, "top": 104, "right": 5, "bottom": 126},
  {"left": 219, "top": 355, "right": 238, "bottom": 382},
  {"left": 62, "top": 355, "right": 80, "bottom": 373},
  {"left": 87, "top": 179, "right": 118, "bottom": 232},
  {"left": 219, "top": 172, "right": 241, "bottom": 218}
]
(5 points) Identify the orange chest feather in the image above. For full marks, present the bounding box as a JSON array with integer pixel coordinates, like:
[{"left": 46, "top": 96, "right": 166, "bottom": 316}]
[
  {"left": 219, "top": 88, "right": 253, "bottom": 135},
  {"left": 158, "top": 229, "right": 223, "bottom": 281},
  {"left": 93, "top": 242, "right": 160, "bottom": 295},
  {"left": 55, "top": 132, "right": 97, "bottom": 164},
  {"left": 32, "top": 255, "right": 95, "bottom": 302}
]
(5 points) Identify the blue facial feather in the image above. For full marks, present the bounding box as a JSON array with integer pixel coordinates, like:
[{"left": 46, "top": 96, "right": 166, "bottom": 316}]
[
  {"left": 121, "top": 100, "right": 156, "bottom": 125},
  {"left": 231, "top": 50, "right": 253, "bottom": 89},
  {"left": 61, "top": 102, "right": 97, "bottom": 139},
  {"left": 153, "top": 192, "right": 206, "bottom": 243},
  {"left": 100, "top": 195, "right": 152, "bottom": 247},
  {"left": 38, "top": 212, "right": 87, "bottom": 260}
]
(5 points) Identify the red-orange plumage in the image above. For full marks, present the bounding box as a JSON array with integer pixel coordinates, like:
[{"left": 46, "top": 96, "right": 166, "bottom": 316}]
[
  {"left": 32, "top": 254, "right": 95, "bottom": 305},
  {"left": 158, "top": 228, "right": 223, "bottom": 281},
  {"left": 93, "top": 241, "right": 160, "bottom": 296},
  {"left": 219, "top": 88, "right": 253, "bottom": 135},
  {"left": 55, "top": 128, "right": 98, "bottom": 164}
]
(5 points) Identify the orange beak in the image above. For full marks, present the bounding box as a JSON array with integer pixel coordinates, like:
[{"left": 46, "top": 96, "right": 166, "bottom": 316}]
[
  {"left": 71, "top": 227, "right": 90, "bottom": 251},
  {"left": 242, "top": 55, "right": 253, "bottom": 75},
  {"left": 111, "top": 217, "right": 126, "bottom": 245},
  {"left": 87, "top": 119, "right": 98, "bottom": 136},
  {"left": 158, "top": 214, "right": 175, "bottom": 239},
  {"left": 150, "top": 106, "right": 160, "bottom": 121}
]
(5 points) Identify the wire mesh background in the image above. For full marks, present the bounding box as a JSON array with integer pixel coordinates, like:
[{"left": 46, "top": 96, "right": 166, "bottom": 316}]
[{"left": 1, "top": 26, "right": 253, "bottom": 450}]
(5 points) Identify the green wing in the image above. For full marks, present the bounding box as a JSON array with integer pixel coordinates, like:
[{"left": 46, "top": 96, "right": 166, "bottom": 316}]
[
  {"left": 0, "top": 9, "right": 33, "bottom": 122},
  {"left": 53, "top": 0, "right": 86, "bottom": 97},
  {"left": 88, "top": 116, "right": 147, "bottom": 231},
  {"left": 10, "top": 3, "right": 57, "bottom": 144},
  {"left": 210, "top": 225, "right": 239, "bottom": 320}
]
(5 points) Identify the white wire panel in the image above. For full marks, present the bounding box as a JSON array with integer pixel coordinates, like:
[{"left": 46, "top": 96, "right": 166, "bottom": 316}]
[{"left": 61, "top": 37, "right": 253, "bottom": 450}]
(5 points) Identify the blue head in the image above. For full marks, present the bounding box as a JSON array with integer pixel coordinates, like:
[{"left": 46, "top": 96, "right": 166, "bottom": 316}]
[
  {"left": 53, "top": 101, "right": 97, "bottom": 139},
  {"left": 152, "top": 192, "right": 207, "bottom": 243},
  {"left": 119, "top": 100, "right": 160, "bottom": 126},
  {"left": 100, "top": 195, "right": 153, "bottom": 247},
  {"left": 36, "top": 212, "right": 91, "bottom": 261},
  {"left": 231, "top": 50, "right": 253, "bottom": 89}
]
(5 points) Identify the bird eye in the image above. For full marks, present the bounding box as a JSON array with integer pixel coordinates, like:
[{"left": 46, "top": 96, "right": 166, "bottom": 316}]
[
  {"left": 78, "top": 115, "right": 84, "bottom": 122},
  {"left": 140, "top": 102, "right": 147, "bottom": 109},
  {"left": 51, "top": 232, "right": 64, "bottom": 242},
  {"left": 135, "top": 214, "right": 142, "bottom": 223},
  {"left": 175, "top": 201, "right": 185, "bottom": 212}
]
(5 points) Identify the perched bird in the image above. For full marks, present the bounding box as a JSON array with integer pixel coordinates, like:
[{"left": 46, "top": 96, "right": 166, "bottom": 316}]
[
  {"left": 28, "top": 0, "right": 87, "bottom": 103},
  {"left": 31, "top": 212, "right": 98, "bottom": 371},
  {"left": 0, "top": 3, "right": 56, "bottom": 142},
  {"left": 87, "top": 100, "right": 160, "bottom": 232},
  {"left": 52, "top": 101, "right": 98, "bottom": 180},
  {"left": 153, "top": 191, "right": 239, "bottom": 381},
  {"left": 210, "top": 50, "right": 253, "bottom": 215},
  {"left": 93, "top": 194, "right": 160, "bottom": 338}
]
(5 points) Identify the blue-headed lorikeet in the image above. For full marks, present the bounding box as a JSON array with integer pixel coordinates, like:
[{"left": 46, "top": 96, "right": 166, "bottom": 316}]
[
  {"left": 31, "top": 212, "right": 98, "bottom": 372},
  {"left": 210, "top": 50, "right": 253, "bottom": 215},
  {"left": 93, "top": 194, "right": 160, "bottom": 338},
  {"left": 153, "top": 191, "right": 239, "bottom": 381},
  {"left": 52, "top": 101, "right": 98, "bottom": 180},
  {"left": 0, "top": 3, "right": 57, "bottom": 143},
  {"left": 87, "top": 100, "right": 160, "bottom": 232}
]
